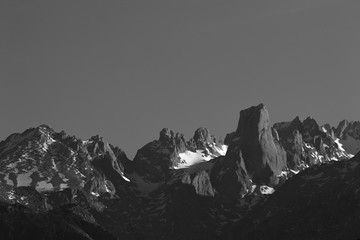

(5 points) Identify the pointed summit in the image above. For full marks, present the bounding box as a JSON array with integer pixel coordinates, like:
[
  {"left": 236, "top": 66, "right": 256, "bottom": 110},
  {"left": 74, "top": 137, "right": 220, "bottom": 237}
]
[
  {"left": 335, "top": 119, "right": 349, "bottom": 138},
  {"left": 231, "top": 104, "right": 286, "bottom": 185},
  {"left": 159, "top": 128, "right": 174, "bottom": 144},
  {"left": 193, "top": 127, "right": 212, "bottom": 143}
]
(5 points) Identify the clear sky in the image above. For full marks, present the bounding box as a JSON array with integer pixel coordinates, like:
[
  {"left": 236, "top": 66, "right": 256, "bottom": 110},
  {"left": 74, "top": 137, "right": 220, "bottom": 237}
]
[{"left": 1, "top": 0, "right": 360, "bottom": 158}]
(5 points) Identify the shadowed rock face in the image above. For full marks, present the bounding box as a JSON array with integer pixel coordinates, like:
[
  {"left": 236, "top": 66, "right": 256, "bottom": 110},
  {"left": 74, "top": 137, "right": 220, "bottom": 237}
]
[
  {"left": 211, "top": 153, "right": 250, "bottom": 205},
  {"left": 273, "top": 116, "right": 354, "bottom": 171},
  {"left": 224, "top": 131, "right": 237, "bottom": 146},
  {"left": 286, "top": 129, "right": 305, "bottom": 170},
  {"left": 182, "top": 170, "right": 215, "bottom": 197},
  {"left": 0, "top": 202, "right": 118, "bottom": 240},
  {"left": 301, "top": 117, "right": 322, "bottom": 142},
  {"left": 87, "top": 135, "right": 131, "bottom": 191},
  {"left": 133, "top": 128, "right": 188, "bottom": 182},
  {"left": 335, "top": 119, "right": 349, "bottom": 138},
  {"left": 192, "top": 127, "right": 212, "bottom": 146},
  {"left": 234, "top": 104, "right": 286, "bottom": 185},
  {"left": 335, "top": 120, "right": 360, "bottom": 155},
  {"left": 210, "top": 104, "right": 286, "bottom": 204}
]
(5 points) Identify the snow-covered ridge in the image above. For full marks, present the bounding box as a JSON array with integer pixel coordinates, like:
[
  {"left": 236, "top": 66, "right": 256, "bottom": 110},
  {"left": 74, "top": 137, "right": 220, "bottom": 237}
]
[
  {"left": 173, "top": 145, "right": 227, "bottom": 169},
  {"left": 0, "top": 125, "right": 129, "bottom": 196}
]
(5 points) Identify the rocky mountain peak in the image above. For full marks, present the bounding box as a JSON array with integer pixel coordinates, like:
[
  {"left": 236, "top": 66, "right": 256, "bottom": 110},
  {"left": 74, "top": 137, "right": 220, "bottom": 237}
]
[
  {"left": 193, "top": 127, "right": 212, "bottom": 143},
  {"left": 334, "top": 120, "right": 360, "bottom": 155},
  {"left": 1, "top": 105, "right": 359, "bottom": 240},
  {"left": 159, "top": 128, "right": 174, "bottom": 144},
  {"left": 0, "top": 125, "right": 130, "bottom": 201},
  {"left": 335, "top": 119, "right": 349, "bottom": 138},
  {"left": 236, "top": 103, "right": 269, "bottom": 135},
  {"left": 302, "top": 116, "right": 321, "bottom": 141},
  {"left": 90, "top": 134, "right": 104, "bottom": 142},
  {"left": 229, "top": 104, "right": 286, "bottom": 186}
]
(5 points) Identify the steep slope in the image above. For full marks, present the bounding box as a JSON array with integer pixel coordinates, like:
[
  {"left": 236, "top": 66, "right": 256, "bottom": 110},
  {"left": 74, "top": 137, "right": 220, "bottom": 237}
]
[
  {"left": 0, "top": 201, "right": 117, "bottom": 240},
  {"left": 0, "top": 125, "right": 131, "bottom": 209},
  {"left": 131, "top": 127, "right": 226, "bottom": 184},
  {"left": 223, "top": 104, "right": 287, "bottom": 187},
  {"left": 335, "top": 120, "right": 360, "bottom": 155},
  {"left": 229, "top": 152, "right": 360, "bottom": 240},
  {"left": 273, "top": 116, "right": 353, "bottom": 174}
]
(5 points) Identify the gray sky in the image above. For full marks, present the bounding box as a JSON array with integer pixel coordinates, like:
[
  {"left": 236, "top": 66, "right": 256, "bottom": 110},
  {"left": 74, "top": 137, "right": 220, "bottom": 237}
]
[{"left": 1, "top": 0, "right": 359, "bottom": 158}]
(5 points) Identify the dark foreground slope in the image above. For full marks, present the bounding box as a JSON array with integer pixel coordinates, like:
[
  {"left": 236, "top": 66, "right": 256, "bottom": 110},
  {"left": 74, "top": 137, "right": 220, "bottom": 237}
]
[
  {"left": 228, "top": 152, "right": 360, "bottom": 240},
  {"left": 0, "top": 201, "right": 117, "bottom": 240}
]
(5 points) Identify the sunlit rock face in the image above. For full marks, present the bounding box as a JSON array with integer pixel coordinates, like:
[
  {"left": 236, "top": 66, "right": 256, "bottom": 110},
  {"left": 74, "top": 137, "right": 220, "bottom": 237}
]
[
  {"left": 209, "top": 104, "right": 286, "bottom": 205},
  {"left": 273, "top": 116, "right": 354, "bottom": 174},
  {"left": 132, "top": 127, "right": 227, "bottom": 183},
  {"left": 233, "top": 104, "right": 287, "bottom": 186},
  {"left": 0, "top": 125, "right": 130, "bottom": 202}
]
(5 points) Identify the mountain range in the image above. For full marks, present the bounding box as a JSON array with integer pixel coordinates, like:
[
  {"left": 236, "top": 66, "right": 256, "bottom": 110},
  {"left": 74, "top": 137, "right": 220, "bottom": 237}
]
[{"left": 1, "top": 103, "right": 360, "bottom": 240}]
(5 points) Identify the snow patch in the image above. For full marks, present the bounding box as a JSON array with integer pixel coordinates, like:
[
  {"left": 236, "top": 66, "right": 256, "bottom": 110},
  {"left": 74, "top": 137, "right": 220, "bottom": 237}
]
[
  {"left": 91, "top": 192, "right": 100, "bottom": 197},
  {"left": 304, "top": 143, "right": 314, "bottom": 149},
  {"left": 17, "top": 169, "right": 36, "bottom": 187},
  {"left": 290, "top": 169, "right": 300, "bottom": 174},
  {"left": 260, "top": 185, "right": 275, "bottom": 195},
  {"left": 121, "top": 173, "right": 130, "bottom": 182},
  {"left": 214, "top": 145, "right": 228, "bottom": 156},
  {"left": 36, "top": 181, "right": 54, "bottom": 192},
  {"left": 334, "top": 138, "right": 345, "bottom": 152},
  {"left": 8, "top": 190, "right": 16, "bottom": 200},
  {"left": 174, "top": 150, "right": 213, "bottom": 169}
]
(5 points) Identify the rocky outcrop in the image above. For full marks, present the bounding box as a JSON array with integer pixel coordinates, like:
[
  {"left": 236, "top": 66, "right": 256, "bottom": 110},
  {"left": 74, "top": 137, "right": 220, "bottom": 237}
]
[
  {"left": 211, "top": 153, "right": 250, "bottom": 205},
  {"left": 210, "top": 104, "right": 286, "bottom": 204},
  {"left": 224, "top": 131, "right": 237, "bottom": 146},
  {"left": 284, "top": 129, "right": 305, "bottom": 170},
  {"left": 0, "top": 182, "right": 47, "bottom": 212},
  {"left": 133, "top": 127, "right": 227, "bottom": 182},
  {"left": 191, "top": 127, "right": 212, "bottom": 148},
  {"left": 273, "top": 116, "right": 354, "bottom": 173},
  {"left": 335, "top": 119, "right": 349, "bottom": 138},
  {"left": 335, "top": 120, "right": 360, "bottom": 155},
  {"left": 182, "top": 170, "right": 215, "bottom": 197},
  {"left": 0, "top": 125, "right": 130, "bottom": 209},
  {"left": 233, "top": 104, "right": 286, "bottom": 185},
  {"left": 301, "top": 117, "right": 322, "bottom": 142},
  {"left": 133, "top": 128, "right": 188, "bottom": 182},
  {"left": 87, "top": 135, "right": 131, "bottom": 191}
]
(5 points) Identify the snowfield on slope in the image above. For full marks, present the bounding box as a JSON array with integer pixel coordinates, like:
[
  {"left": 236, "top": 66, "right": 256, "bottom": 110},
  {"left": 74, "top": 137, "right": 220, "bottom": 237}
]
[{"left": 173, "top": 145, "right": 228, "bottom": 169}]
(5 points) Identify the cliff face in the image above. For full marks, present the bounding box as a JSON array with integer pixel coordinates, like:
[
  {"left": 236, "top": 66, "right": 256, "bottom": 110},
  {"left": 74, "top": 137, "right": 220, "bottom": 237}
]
[{"left": 234, "top": 104, "right": 287, "bottom": 185}]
